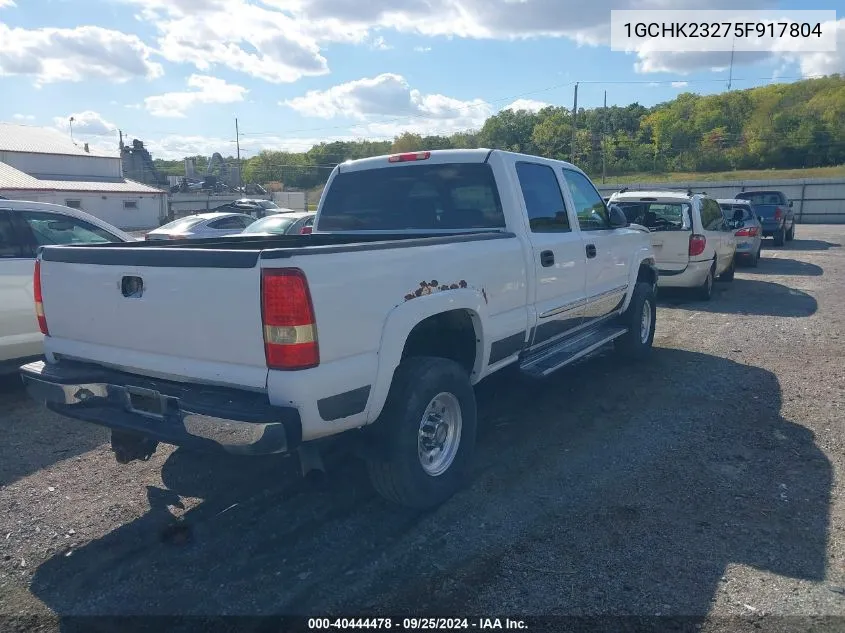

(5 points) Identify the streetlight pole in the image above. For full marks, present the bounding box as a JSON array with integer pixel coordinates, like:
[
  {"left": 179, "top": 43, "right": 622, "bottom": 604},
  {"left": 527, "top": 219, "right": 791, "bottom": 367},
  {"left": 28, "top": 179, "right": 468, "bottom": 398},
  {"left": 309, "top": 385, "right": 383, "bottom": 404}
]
[
  {"left": 571, "top": 82, "right": 579, "bottom": 163},
  {"left": 235, "top": 118, "right": 243, "bottom": 191}
]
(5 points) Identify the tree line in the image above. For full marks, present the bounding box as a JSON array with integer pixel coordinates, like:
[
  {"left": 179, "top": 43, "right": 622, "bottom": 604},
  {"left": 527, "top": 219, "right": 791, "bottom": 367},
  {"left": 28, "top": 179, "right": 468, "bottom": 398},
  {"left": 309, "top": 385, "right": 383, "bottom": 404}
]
[{"left": 153, "top": 75, "right": 844, "bottom": 190}]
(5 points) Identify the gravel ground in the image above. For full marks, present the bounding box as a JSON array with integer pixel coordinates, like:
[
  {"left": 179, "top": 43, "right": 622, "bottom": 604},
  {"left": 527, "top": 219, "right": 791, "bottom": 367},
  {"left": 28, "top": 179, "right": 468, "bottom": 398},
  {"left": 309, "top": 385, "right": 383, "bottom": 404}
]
[{"left": 0, "top": 225, "right": 843, "bottom": 630}]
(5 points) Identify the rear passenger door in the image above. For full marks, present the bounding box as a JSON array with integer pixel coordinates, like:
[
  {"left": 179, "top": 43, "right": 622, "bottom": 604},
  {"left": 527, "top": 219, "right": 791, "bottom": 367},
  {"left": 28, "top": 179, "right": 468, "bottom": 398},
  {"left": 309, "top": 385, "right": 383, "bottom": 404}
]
[
  {"left": 515, "top": 161, "right": 587, "bottom": 347},
  {"left": 561, "top": 169, "right": 631, "bottom": 323}
]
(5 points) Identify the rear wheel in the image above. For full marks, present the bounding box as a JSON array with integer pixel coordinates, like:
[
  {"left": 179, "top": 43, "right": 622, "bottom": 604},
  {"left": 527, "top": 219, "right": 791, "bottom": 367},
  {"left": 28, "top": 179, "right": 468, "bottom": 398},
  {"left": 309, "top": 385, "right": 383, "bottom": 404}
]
[
  {"left": 614, "top": 281, "right": 656, "bottom": 360},
  {"left": 695, "top": 265, "right": 714, "bottom": 301},
  {"left": 366, "top": 357, "right": 477, "bottom": 509},
  {"left": 786, "top": 224, "right": 795, "bottom": 241},
  {"left": 750, "top": 247, "right": 761, "bottom": 268},
  {"left": 773, "top": 226, "right": 785, "bottom": 246}
]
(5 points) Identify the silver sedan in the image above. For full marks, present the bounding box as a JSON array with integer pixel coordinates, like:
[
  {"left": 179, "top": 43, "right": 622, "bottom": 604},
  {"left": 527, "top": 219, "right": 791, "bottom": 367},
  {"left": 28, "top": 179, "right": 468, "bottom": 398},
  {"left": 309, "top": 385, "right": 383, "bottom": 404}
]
[
  {"left": 145, "top": 212, "right": 256, "bottom": 241},
  {"left": 718, "top": 199, "right": 762, "bottom": 267}
]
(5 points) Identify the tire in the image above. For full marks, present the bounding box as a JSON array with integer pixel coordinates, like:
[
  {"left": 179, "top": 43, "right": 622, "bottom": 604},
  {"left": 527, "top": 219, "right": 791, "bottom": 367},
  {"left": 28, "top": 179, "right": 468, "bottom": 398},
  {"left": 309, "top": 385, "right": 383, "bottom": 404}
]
[
  {"left": 786, "top": 223, "right": 795, "bottom": 241},
  {"left": 719, "top": 256, "right": 735, "bottom": 282},
  {"left": 366, "top": 357, "right": 477, "bottom": 509},
  {"left": 614, "top": 281, "right": 656, "bottom": 361},
  {"left": 696, "top": 264, "right": 714, "bottom": 301},
  {"left": 750, "top": 247, "right": 760, "bottom": 268},
  {"left": 773, "top": 226, "right": 785, "bottom": 247}
]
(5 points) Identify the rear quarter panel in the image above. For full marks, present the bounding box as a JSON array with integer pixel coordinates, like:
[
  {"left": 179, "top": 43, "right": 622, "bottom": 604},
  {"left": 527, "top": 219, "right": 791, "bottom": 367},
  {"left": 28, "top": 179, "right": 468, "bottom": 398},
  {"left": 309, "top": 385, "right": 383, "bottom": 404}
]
[{"left": 265, "top": 234, "right": 529, "bottom": 438}]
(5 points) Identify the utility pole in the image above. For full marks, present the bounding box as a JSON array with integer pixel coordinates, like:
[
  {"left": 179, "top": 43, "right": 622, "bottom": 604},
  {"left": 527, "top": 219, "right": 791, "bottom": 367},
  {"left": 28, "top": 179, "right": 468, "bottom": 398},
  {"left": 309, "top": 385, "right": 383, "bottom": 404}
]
[
  {"left": 235, "top": 118, "right": 242, "bottom": 191},
  {"left": 602, "top": 90, "right": 607, "bottom": 184},
  {"left": 727, "top": 38, "right": 735, "bottom": 90},
  {"left": 571, "top": 82, "right": 579, "bottom": 163},
  {"left": 69, "top": 117, "right": 75, "bottom": 144}
]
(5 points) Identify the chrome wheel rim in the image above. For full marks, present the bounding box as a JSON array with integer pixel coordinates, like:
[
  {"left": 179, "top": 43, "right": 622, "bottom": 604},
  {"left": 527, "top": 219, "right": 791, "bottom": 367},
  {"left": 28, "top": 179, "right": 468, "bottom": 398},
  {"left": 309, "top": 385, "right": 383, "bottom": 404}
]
[
  {"left": 640, "top": 299, "right": 652, "bottom": 344},
  {"left": 418, "top": 392, "right": 462, "bottom": 477}
]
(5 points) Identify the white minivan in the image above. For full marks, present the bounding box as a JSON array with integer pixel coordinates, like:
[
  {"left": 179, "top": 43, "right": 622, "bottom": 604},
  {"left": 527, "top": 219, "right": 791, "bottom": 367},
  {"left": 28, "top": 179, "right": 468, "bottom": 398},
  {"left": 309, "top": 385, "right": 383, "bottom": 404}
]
[
  {"left": 0, "top": 200, "right": 132, "bottom": 373},
  {"left": 609, "top": 190, "right": 737, "bottom": 300}
]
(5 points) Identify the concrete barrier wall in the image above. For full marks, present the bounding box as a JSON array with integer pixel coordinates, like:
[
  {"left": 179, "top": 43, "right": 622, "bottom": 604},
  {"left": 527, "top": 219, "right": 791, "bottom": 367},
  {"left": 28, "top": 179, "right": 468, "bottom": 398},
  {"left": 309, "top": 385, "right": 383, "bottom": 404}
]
[{"left": 596, "top": 177, "right": 845, "bottom": 224}]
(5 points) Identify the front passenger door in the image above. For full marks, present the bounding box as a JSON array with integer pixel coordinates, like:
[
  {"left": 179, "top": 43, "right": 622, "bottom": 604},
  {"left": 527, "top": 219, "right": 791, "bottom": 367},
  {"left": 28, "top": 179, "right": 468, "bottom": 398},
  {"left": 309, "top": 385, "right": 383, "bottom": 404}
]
[{"left": 700, "top": 198, "right": 729, "bottom": 273}]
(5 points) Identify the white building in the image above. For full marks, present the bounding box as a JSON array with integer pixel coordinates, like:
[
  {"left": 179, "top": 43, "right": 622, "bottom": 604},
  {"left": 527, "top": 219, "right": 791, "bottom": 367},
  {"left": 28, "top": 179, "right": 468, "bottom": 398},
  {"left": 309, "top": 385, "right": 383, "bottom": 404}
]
[{"left": 0, "top": 123, "right": 167, "bottom": 230}]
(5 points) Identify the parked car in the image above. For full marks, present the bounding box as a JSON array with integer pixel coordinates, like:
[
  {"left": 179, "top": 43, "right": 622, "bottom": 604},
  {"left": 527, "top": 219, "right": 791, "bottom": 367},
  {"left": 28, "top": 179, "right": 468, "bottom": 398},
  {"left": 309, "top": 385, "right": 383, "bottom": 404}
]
[
  {"left": 21, "top": 148, "right": 658, "bottom": 509},
  {"left": 609, "top": 190, "right": 737, "bottom": 300},
  {"left": 226, "top": 198, "right": 287, "bottom": 218},
  {"left": 0, "top": 200, "right": 132, "bottom": 373},
  {"left": 145, "top": 212, "right": 256, "bottom": 241},
  {"left": 718, "top": 199, "right": 762, "bottom": 267},
  {"left": 239, "top": 212, "right": 315, "bottom": 236},
  {"left": 734, "top": 190, "right": 795, "bottom": 246}
]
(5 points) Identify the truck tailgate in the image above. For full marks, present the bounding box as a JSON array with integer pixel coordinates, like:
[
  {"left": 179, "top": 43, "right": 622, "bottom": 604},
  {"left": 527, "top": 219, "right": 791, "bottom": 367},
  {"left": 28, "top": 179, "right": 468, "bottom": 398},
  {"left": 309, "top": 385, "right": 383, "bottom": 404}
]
[{"left": 38, "top": 247, "right": 268, "bottom": 390}]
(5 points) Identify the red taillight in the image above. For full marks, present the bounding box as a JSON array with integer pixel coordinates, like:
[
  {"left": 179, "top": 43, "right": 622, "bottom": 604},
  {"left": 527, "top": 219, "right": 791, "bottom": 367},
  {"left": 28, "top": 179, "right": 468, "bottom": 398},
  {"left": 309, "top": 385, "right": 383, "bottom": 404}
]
[
  {"left": 774, "top": 208, "right": 784, "bottom": 221},
  {"left": 735, "top": 226, "right": 759, "bottom": 237},
  {"left": 689, "top": 234, "right": 707, "bottom": 257},
  {"left": 300, "top": 226, "right": 313, "bottom": 235},
  {"left": 388, "top": 151, "right": 431, "bottom": 163},
  {"left": 261, "top": 268, "right": 318, "bottom": 370},
  {"left": 33, "top": 260, "right": 49, "bottom": 336}
]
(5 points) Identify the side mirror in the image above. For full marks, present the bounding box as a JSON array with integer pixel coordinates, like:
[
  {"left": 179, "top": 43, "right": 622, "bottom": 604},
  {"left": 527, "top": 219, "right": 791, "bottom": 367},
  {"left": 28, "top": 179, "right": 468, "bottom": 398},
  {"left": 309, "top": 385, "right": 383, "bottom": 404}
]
[{"left": 608, "top": 204, "right": 628, "bottom": 228}]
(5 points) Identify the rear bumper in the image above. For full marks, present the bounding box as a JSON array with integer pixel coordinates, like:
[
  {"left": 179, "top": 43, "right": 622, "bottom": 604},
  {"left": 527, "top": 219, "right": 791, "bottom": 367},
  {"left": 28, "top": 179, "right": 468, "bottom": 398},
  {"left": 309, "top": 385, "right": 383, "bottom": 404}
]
[
  {"left": 20, "top": 360, "right": 302, "bottom": 456},
  {"left": 656, "top": 260, "right": 712, "bottom": 288}
]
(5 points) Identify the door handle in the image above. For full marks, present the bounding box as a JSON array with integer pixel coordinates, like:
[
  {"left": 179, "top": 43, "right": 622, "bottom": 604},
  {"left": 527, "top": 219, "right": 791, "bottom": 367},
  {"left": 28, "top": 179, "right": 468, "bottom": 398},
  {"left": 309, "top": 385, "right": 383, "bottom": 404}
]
[
  {"left": 586, "top": 244, "right": 597, "bottom": 259},
  {"left": 540, "top": 250, "right": 554, "bottom": 267}
]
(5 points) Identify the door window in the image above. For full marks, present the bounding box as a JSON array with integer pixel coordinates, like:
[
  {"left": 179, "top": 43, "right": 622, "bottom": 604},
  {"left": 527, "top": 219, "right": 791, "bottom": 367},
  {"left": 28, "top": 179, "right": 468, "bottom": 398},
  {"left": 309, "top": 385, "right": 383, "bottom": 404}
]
[
  {"left": 561, "top": 170, "right": 609, "bottom": 231},
  {"left": 15, "top": 210, "right": 120, "bottom": 246},
  {"left": 515, "top": 162, "right": 570, "bottom": 233},
  {"left": 0, "top": 211, "right": 27, "bottom": 257},
  {"left": 208, "top": 216, "right": 252, "bottom": 229},
  {"left": 699, "top": 199, "right": 725, "bottom": 231}
]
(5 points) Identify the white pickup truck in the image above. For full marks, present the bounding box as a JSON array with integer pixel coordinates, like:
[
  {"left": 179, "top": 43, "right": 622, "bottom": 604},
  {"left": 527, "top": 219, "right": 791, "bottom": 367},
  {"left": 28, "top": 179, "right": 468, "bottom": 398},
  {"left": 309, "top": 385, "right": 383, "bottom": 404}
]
[{"left": 21, "top": 149, "right": 658, "bottom": 509}]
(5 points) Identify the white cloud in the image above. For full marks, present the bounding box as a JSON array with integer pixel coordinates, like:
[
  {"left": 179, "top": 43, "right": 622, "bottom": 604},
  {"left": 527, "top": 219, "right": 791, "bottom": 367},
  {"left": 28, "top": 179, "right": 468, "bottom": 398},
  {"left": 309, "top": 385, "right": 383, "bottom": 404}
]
[
  {"left": 0, "top": 24, "right": 162, "bottom": 85},
  {"left": 414, "top": 46, "right": 432, "bottom": 53},
  {"left": 633, "top": 50, "right": 773, "bottom": 75},
  {"left": 671, "top": 81, "right": 688, "bottom": 88},
  {"left": 122, "top": 0, "right": 840, "bottom": 80},
  {"left": 139, "top": 133, "right": 366, "bottom": 160},
  {"left": 128, "top": 0, "right": 329, "bottom": 83},
  {"left": 503, "top": 98, "right": 551, "bottom": 113},
  {"left": 282, "top": 73, "right": 492, "bottom": 136},
  {"left": 371, "top": 36, "right": 392, "bottom": 50},
  {"left": 12, "top": 113, "right": 34, "bottom": 121},
  {"left": 778, "top": 19, "right": 845, "bottom": 78},
  {"left": 144, "top": 74, "right": 248, "bottom": 118},
  {"left": 0, "top": 0, "right": 17, "bottom": 7},
  {"left": 53, "top": 111, "right": 117, "bottom": 136}
]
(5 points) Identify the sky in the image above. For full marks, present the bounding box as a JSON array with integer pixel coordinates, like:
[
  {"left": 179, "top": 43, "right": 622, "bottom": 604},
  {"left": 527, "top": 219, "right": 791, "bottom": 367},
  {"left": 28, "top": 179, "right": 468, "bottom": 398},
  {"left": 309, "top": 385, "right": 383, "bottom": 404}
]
[{"left": 0, "top": 0, "right": 842, "bottom": 160}]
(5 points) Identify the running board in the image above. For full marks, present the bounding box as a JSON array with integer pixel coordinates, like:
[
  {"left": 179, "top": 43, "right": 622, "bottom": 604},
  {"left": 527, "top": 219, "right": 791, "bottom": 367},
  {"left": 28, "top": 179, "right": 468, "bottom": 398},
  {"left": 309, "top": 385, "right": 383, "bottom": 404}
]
[{"left": 519, "top": 325, "right": 628, "bottom": 378}]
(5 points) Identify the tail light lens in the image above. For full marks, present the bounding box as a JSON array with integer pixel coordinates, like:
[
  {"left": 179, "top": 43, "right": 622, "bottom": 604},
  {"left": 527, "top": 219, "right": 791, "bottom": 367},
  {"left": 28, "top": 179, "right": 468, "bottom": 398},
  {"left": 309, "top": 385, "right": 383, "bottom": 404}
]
[
  {"left": 688, "top": 234, "right": 707, "bottom": 257},
  {"left": 33, "top": 260, "right": 49, "bottom": 335},
  {"left": 774, "top": 208, "right": 784, "bottom": 221},
  {"left": 300, "top": 225, "right": 313, "bottom": 235},
  {"left": 261, "top": 268, "right": 319, "bottom": 370},
  {"left": 735, "top": 226, "right": 759, "bottom": 237}
]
